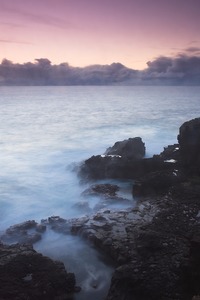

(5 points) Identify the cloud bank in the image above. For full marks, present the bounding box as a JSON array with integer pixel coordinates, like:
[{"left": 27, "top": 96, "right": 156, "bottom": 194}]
[{"left": 0, "top": 54, "right": 200, "bottom": 86}]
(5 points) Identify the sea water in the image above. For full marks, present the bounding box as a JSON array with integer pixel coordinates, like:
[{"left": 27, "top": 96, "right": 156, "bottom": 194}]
[{"left": 0, "top": 85, "right": 200, "bottom": 299}]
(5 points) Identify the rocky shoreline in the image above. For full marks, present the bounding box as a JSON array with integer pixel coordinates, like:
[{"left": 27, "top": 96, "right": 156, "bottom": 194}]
[{"left": 1, "top": 117, "right": 200, "bottom": 299}]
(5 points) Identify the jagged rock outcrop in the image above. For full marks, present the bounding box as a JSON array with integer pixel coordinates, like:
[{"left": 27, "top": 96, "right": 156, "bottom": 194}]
[
  {"left": 105, "top": 137, "right": 145, "bottom": 160},
  {"left": 132, "top": 169, "right": 182, "bottom": 196},
  {"left": 78, "top": 153, "right": 175, "bottom": 180},
  {"left": 78, "top": 137, "right": 181, "bottom": 182},
  {"left": 0, "top": 243, "right": 76, "bottom": 300},
  {"left": 78, "top": 137, "right": 148, "bottom": 180},
  {"left": 82, "top": 183, "right": 120, "bottom": 197},
  {"left": 178, "top": 117, "right": 200, "bottom": 174},
  {"left": 1, "top": 220, "right": 46, "bottom": 245},
  {"left": 71, "top": 182, "right": 200, "bottom": 300},
  {"left": 74, "top": 117, "right": 200, "bottom": 299}
]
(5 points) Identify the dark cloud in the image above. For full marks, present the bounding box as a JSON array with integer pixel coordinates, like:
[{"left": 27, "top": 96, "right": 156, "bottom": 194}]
[
  {"left": 0, "top": 59, "right": 138, "bottom": 85},
  {"left": 142, "top": 54, "right": 200, "bottom": 85},
  {"left": 0, "top": 55, "right": 199, "bottom": 86}
]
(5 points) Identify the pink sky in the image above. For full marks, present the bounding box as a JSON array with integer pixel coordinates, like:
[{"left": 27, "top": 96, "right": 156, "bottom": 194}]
[{"left": 0, "top": 0, "right": 199, "bottom": 69}]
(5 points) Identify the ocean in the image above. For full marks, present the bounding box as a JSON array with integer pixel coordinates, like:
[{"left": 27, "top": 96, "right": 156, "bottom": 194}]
[{"left": 0, "top": 85, "right": 200, "bottom": 299}]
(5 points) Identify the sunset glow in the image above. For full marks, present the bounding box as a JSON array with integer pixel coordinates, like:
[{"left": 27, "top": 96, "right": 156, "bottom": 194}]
[{"left": 0, "top": 0, "right": 200, "bottom": 69}]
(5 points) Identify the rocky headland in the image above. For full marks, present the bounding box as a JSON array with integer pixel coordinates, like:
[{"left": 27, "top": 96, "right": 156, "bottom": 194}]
[{"left": 1, "top": 117, "right": 200, "bottom": 299}]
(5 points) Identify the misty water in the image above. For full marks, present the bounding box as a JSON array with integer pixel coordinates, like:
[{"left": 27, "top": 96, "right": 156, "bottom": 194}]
[{"left": 0, "top": 86, "right": 200, "bottom": 299}]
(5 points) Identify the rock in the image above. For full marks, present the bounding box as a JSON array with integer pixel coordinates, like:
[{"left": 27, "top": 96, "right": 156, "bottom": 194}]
[
  {"left": 132, "top": 169, "right": 182, "bottom": 196},
  {"left": 0, "top": 243, "right": 76, "bottom": 299},
  {"left": 6, "top": 220, "right": 37, "bottom": 232},
  {"left": 81, "top": 183, "right": 132, "bottom": 210},
  {"left": 159, "top": 143, "right": 180, "bottom": 161},
  {"left": 78, "top": 137, "right": 147, "bottom": 180},
  {"left": 82, "top": 183, "right": 120, "bottom": 197},
  {"left": 105, "top": 137, "right": 145, "bottom": 160},
  {"left": 1, "top": 221, "right": 45, "bottom": 245},
  {"left": 178, "top": 117, "right": 200, "bottom": 174},
  {"left": 78, "top": 154, "right": 122, "bottom": 180},
  {"left": 78, "top": 153, "right": 171, "bottom": 181}
]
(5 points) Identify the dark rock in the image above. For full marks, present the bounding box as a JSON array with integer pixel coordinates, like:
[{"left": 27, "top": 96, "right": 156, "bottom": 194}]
[
  {"left": 6, "top": 220, "right": 37, "bottom": 232},
  {"left": 47, "top": 216, "right": 67, "bottom": 224},
  {"left": 82, "top": 183, "right": 132, "bottom": 212},
  {"left": 82, "top": 183, "right": 120, "bottom": 197},
  {"left": 1, "top": 221, "right": 43, "bottom": 245},
  {"left": 178, "top": 117, "right": 200, "bottom": 174},
  {"left": 132, "top": 169, "right": 182, "bottom": 196},
  {"left": 0, "top": 243, "right": 76, "bottom": 300},
  {"left": 105, "top": 137, "right": 145, "bottom": 160},
  {"left": 159, "top": 143, "right": 180, "bottom": 161},
  {"left": 78, "top": 137, "right": 147, "bottom": 180},
  {"left": 78, "top": 153, "right": 172, "bottom": 181},
  {"left": 78, "top": 154, "right": 122, "bottom": 180}
]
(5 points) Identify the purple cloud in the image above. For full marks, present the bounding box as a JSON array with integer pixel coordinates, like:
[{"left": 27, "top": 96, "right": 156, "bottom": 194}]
[
  {"left": 0, "top": 54, "right": 199, "bottom": 86},
  {"left": 143, "top": 54, "right": 200, "bottom": 85}
]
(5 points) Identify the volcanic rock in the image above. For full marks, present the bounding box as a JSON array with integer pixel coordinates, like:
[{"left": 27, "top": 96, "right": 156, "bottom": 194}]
[
  {"left": 0, "top": 243, "right": 76, "bottom": 300},
  {"left": 178, "top": 117, "right": 200, "bottom": 174},
  {"left": 105, "top": 137, "right": 145, "bottom": 160}
]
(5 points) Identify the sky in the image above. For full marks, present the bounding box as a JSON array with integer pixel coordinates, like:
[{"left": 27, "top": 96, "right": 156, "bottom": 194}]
[{"left": 0, "top": 0, "right": 200, "bottom": 70}]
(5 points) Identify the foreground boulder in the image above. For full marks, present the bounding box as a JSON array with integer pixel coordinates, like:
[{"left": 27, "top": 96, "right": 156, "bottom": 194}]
[{"left": 0, "top": 243, "right": 76, "bottom": 300}]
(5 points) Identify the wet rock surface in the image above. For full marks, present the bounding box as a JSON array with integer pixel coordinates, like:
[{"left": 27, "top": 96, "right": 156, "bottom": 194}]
[
  {"left": 1, "top": 220, "right": 46, "bottom": 245},
  {"left": 78, "top": 139, "right": 180, "bottom": 181},
  {"left": 71, "top": 181, "right": 200, "bottom": 300},
  {"left": 81, "top": 183, "right": 132, "bottom": 211},
  {"left": 82, "top": 183, "right": 120, "bottom": 197},
  {"left": 8, "top": 178, "right": 199, "bottom": 299},
  {"left": 0, "top": 242, "right": 76, "bottom": 300},
  {"left": 2, "top": 181, "right": 200, "bottom": 300}
]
